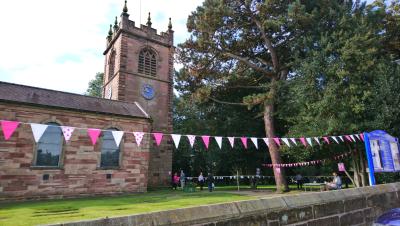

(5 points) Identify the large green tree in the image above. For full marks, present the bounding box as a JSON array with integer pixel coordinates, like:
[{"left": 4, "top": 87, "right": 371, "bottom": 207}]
[
  {"left": 177, "top": 0, "right": 352, "bottom": 192},
  {"left": 277, "top": 0, "right": 400, "bottom": 187}
]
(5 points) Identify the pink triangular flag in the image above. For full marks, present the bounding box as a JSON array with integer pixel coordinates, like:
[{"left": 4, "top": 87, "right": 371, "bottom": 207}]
[
  {"left": 290, "top": 138, "right": 297, "bottom": 145},
  {"left": 61, "top": 126, "right": 75, "bottom": 142},
  {"left": 360, "top": 133, "right": 364, "bottom": 141},
  {"left": 323, "top": 137, "right": 330, "bottom": 144},
  {"left": 250, "top": 137, "right": 258, "bottom": 149},
  {"left": 215, "top": 136, "right": 223, "bottom": 149},
  {"left": 1, "top": 120, "right": 20, "bottom": 140},
  {"left": 240, "top": 137, "right": 248, "bottom": 149},
  {"left": 300, "top": 137, "right": 307, "bottom": 147},
  {"left": 273, "top": 138, "right": 281, "bottom": 146},
  {"left": 201, "top": 135, "right": 210, "bottom": 149},
  {"left": 134, "top": 132, "right": 145, "bottom": 146},
  {"left": 345, "top": 135, "right": 353, "bottom": 142},
  {"left": 187, "top": 135, "right": 196, "bottom": 148},
  {"left": 228, "top": 137, "right": 235, "bottom": 148},
  {"left": 153, "top": 133, "right": 163, "bottom": 146},
  {"left": 87, "top": 128, "right": 101, "bottom": 145}
]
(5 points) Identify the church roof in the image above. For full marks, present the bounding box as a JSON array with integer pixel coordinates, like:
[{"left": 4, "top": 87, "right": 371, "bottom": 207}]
[{"left": 0, "top": 81, "right": 150, "bottom": 119}]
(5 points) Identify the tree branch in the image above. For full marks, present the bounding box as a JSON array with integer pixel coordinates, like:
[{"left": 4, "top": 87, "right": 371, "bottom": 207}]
[
  {"left": 246, "top": 4, "right": 280, "bottom": 71},
  {"left": 208, "top": 96, "right": 246, "bottom": 106},
  {"left": 225, "top": 85, "right": 266, "bottom": 89},
  {"left": 222, "top": 51, "right": 275, "bottom": 77}
]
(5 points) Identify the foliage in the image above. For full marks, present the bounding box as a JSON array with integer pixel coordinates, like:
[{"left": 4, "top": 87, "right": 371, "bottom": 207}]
[
  {"left": 85, "top": 72, "right": 104, "bottom": 97},
  {"left": 174, "top": 0, "right": 400, "bottom": 188},
  {"left": 173, "top": 70, "right": 268, "bottom": 177}
]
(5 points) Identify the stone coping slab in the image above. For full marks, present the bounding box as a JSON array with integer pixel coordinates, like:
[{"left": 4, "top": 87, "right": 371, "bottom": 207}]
[{"left": 47, "top": 182, "right": 400, "bottom": 226}]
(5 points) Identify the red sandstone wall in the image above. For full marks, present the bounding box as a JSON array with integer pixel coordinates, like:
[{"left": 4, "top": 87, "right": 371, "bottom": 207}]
[
  {"left": 103, "top": 23, "right": 174, "bottom": 187},
  {"left": 0, "top": 103, "right": 151, "bottom": 200}
]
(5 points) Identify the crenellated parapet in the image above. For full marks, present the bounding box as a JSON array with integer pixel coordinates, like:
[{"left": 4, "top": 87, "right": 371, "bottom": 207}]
[{"left": 104, "top": 0, "right": 173, "bottom": 55}]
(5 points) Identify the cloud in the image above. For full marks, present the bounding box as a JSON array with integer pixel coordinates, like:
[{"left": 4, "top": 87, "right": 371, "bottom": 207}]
[{"left": 0, "top": 0, "right": 203, "bottom": 94}]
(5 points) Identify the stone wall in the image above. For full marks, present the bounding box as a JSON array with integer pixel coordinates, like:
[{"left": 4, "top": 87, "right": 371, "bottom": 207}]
[
  {"left": 51, "top": 182, "right": 400, "bottom": 226},
  {"left": 0, "top": 102, "right": 151, "bottom": 200},
  {"left": 103, "top": 15, "right": 174, "bottom": 187}
]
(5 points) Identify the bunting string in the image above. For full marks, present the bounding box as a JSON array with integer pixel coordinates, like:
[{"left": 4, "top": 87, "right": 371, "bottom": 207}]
[
  {"left": 262, "top": 150, "right": 355, "bottom": 168},
  {"left": 0, "top": 119, "right": 365, "bottom": 150}
]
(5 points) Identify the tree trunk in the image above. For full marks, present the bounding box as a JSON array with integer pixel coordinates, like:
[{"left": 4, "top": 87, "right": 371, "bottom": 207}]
[
  {"left": 263, "top": 101, "right": 288, "bottom": 193},
  {"left": 358, "top": 147, "right": 368, "bottom": 187},
  {"left": 350, "top": 145, "right": 361, "bottom": 187}
]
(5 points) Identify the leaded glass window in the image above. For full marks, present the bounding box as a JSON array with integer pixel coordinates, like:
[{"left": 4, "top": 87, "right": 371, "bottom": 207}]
[
  {"left": 35, "top": 122, "right": 63, "bottom": 167},
  {"left": 100, "top": 129, "right": 120, "bottom": 168}
]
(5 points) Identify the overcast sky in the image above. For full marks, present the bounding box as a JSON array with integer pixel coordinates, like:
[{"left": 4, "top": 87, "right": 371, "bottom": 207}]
[
  {"left": 0, "top": 0, "right": 203, "bottom": 94},
  {"left": 0, "top": 0, "right": 377, "bottom": 94}
]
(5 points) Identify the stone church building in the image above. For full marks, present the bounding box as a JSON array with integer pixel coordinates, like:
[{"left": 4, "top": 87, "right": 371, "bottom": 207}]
[{"left": 0, "top": 1, "right": 173, "bottom": 200}]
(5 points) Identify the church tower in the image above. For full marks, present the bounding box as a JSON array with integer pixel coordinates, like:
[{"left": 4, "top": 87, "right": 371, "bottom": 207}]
[{"left": 103, "top": 1, "right": 174, "bottom": 187}]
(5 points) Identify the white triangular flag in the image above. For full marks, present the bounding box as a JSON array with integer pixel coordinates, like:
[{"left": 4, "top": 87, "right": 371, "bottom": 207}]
[
  {"left": 314, "top": 137, "right": 321, "bottom": 145},
  {"left": 339, "top": 136, "right": 344, "bottom": 142},
  {"left": 215, "top": 136, "right": 223, "bottom": 149},
  {"left": 306, "top": 137, "right": 313, "bottom": 146},
  {"left": 112, "top": 131, "right": 124, "bottom": 147},
  {"left": 250, "top": 137, "right": 258, "bottom": 149},
  {"left": 171, "top": 134, "right": 182, "bottom": 149},
  {"left": 263, "top": 138, "right": 271, "bottom": 148},
  {"left": 355, "top": 134, "right": 361, "bottom": 141},
  {"left": 331, "top": 136, "right": 339, "bottom": 144},
  {"left": 31, "top": 123, "right": 48, "bottom": 142},
  {"left": 187, "top": 135, "right": 196, "bottom": 148},
  {"left": 350, "top": 135, "right": 356, "bottom": 142},
  {"left": 290, "top": 138, "right": 297, "bottom": 145},
  {"left": 281, "top": 138, "right": 291, "bottom": 147},
  {"left": 61, "top": 126, "right": 75, "bottom": 142},
  {"left": 228, "top": 137, "right": 235, "bottom": 148}
]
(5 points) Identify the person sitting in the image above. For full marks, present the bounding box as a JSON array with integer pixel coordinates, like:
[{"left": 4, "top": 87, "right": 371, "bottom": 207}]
[{"left": 323, "top": 172, "right": 342, "bottom": 191}]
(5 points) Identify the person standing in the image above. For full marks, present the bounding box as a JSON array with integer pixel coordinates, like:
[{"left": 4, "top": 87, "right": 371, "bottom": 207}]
[
  {"left": 172, "top": 172, "right": 180, "bottom": 190},
  {"left": 180, "top": 170, "right": 186, "bottom": 189},
  {"left": 295, "top": 173, "right": 303, "bottom": 190},
  {"left": 207, "top": 172, "right": 214, "bottom": 192},
  {"left": 198, "top": 172, "right": 205, "bottom": 190}
]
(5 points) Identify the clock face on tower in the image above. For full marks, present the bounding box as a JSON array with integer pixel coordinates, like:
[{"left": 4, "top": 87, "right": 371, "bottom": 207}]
[{"left": 141, "top": 84, "right": 155, "bottom": 100}]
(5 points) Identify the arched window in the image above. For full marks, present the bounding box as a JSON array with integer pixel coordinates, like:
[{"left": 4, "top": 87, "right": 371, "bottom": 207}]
[
  {"left": 100, "top": 128, "right": 121, "bottom": 168},
  {"left": 138, "top": 48, "right": 157, "bottom": 76},
  {"left": 35, "top": 122, "right": 63, "bottom": 167},
  {"left": 108, "top": 51, "right": 116, "bottom": 80}
]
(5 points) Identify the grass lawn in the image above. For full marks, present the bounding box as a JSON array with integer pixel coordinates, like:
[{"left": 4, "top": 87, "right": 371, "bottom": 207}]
[{"left": 0, "top": 189, "right": 256, "bottom": 226}]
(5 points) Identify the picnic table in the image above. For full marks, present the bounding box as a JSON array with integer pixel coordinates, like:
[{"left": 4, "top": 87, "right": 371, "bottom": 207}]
[{"left": 303, "top": 182, "right": 325, "bottom": 191}]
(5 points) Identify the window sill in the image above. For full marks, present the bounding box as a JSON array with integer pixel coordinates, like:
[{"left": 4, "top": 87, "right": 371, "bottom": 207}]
[
  {"left": 96, "top": 167, "right": 121, "bottom": 170},
  {"left": 30, "top": 166, "right": 64, "bottom": 170}
]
